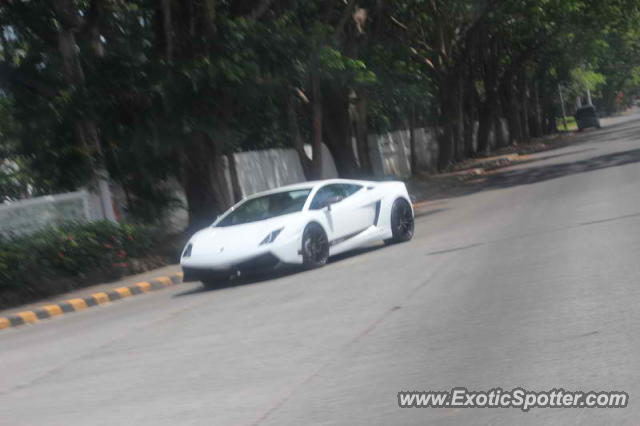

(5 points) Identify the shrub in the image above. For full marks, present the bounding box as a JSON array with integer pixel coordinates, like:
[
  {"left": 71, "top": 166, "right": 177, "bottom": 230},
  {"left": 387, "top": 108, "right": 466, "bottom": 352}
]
[{"left": 0, "top": 221, "right": 161, "bottom": 292}]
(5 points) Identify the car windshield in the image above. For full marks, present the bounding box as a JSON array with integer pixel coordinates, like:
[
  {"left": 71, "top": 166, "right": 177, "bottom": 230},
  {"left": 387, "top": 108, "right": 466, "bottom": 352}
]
[{"left": 216, "top": 188, "right": 311, "bottom": 227}]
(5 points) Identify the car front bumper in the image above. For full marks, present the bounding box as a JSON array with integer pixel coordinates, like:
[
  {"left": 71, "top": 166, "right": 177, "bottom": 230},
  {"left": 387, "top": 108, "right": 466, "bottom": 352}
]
[
  {"left": 180, "top": 233, "right": 303, "bottom": 282},
  {"left": 182, "top": 252, "right": 282, "bottom": 282}
]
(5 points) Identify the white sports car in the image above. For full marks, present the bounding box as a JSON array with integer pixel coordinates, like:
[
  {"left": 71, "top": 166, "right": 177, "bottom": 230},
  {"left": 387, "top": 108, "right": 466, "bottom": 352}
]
[{"left": 181, "top": 178, "right": 414, "bottom": 286}]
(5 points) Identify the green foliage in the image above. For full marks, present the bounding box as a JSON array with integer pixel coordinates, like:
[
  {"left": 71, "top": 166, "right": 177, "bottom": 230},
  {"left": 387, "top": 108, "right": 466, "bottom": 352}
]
[
  {"left": 0, "top": 157, "right": 33, "bottom": 202},
  {"left": 0, "top": 97, "right": 33, "bottom": 201},
  {"left": 317, "top": 46, "right": 376, "bottom": 84},
  {"left": 0, "top": 221, "right": 159, "bottom": 291},
  {"left": 567, "top": 68, "right": 606, "bottom": 99},
  {"left": 1, "top": 0, "right": 640, "bottom": 211},
  {"left": 556, "top": 116, "right": 577, "bottom": 131}
]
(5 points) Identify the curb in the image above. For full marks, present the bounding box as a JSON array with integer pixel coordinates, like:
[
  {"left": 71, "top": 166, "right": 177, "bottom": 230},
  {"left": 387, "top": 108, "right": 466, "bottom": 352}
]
[{"left": 0, "top": 272, "right": 183, "bottom": 331}]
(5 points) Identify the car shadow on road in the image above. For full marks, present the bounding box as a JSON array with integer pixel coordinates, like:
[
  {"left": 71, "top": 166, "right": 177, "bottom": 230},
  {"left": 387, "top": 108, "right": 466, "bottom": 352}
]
[
  {"left": 329, "top": 243, "right": 387, "bottom": 263},
  {"left": 172, "top": 267, "right": 302, "bottom": 297},
  {"left": 173, "top": 245, "right": 388, "bottom": 298},
  {"left": 414, "top": 207, "right": 448, "bottom": 219}
]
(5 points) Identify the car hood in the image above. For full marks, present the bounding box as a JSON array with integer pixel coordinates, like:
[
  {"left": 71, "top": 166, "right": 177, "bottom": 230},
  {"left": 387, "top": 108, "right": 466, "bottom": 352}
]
[{"left": 188, "top": 214, "right": 297, "bottom": 256}]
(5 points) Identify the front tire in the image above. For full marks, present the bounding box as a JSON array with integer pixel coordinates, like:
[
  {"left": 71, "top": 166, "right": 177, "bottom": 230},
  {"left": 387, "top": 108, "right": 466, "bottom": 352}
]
[
  {"left": 301, "top": 223, "right": 329, "bottom": 269},
  {"left": 385, "top": 198, "right": 415, "bottom": 245}
]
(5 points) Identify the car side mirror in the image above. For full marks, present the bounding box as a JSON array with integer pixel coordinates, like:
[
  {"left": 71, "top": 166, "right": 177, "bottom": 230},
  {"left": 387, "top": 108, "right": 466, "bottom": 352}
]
[{"left": 323, "top": 195, "right": 344, "bottom": 211}]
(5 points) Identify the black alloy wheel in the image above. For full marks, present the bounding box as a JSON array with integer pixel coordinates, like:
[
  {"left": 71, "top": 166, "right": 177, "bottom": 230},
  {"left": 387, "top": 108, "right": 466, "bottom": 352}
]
[
  {"left": 385, "top": 198, "right": 415, "bottom": 244},
  {"left": 301, "top": 223, "right": 329, "bottom": 269}
]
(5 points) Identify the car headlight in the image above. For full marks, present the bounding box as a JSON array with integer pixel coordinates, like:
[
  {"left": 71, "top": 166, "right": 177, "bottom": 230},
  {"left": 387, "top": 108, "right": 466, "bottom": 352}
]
[{"left": 260, "top": 228, "right": 283, "bottom": 245}]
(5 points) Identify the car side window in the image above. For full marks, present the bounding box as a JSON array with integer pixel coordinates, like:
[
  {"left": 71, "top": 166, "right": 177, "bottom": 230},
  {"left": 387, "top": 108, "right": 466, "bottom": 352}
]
[
  {"left": 310, "top": 184, "right": 343, "bottom": 210},
  {"left": 309, "top": 183, "right": 362, "bottom": 210},
  {"left": 340, "top": 184, "right": 362, "bottom": 196}
]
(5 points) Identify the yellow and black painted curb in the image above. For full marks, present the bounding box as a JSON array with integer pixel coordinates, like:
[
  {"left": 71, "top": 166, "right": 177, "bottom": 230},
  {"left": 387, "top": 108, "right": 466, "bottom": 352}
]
[{"left": 0, "top": 272, "right": 183, "bottom": 331}]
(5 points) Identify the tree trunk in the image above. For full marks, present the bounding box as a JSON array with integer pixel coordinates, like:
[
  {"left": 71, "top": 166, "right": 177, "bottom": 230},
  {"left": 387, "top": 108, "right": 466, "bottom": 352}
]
[
  {"left": 477, "top": 84, "right": 498, "bottom": 154},
  {"left": 85, "top": 0, "right": 106, "bottom": 57},
  {"left": 184, "top": 132, "right": 228, "bottom": 233},
  {"left": 226, "top": 153, "right": 242, "bottom": 204},
  {"left": 310, "top": 71, "right": 323, "bottom": 179},
  {"left": 477, "top": 34, "right": 499, "bottom": 154},
  {"left": 531, "top": 80, "right": 543, "bottom": 137},
  {"left": 542, "top": 90, "right": 558, "bottom": 134},
  {"left": 463, "top": 74, "right": 477, "bottom": 158},
  {"left": 322, "top": 84, "right": 360, "bottom": 177},
  {"left": 354, "top": 91, "right": 372, "bottom": 176},
  {"left": 476, "top": 103, "right": 493, "bottom": 155},
  {"left": 437, "top": 72, "right": 463, "bottom": 170},
  {"left": 494, "top": 113, "right": 507, "bottom": 148},
  {"left": 160, "top": 0, "right": 174, "bottom": 61},
  {"left": 409, "top": 104, "right": 417, "bottom": 176},
  {"left": 287, "top": 91, "right": 312, "bottom": 178},
  {"left": 502, "top": 78, "right": 522, "bottom": 146},
  {"left": 450, "top": 73, "right": 465, "bottom": 162},
  {"left": 494, "top": 83, "right": 508, "bottom": 148},
  {"left": 53, "top": 0, "right": 116, "bottom": 222},
  {"left": 519, "top": 72, "right": 531, "bottom": 143}
]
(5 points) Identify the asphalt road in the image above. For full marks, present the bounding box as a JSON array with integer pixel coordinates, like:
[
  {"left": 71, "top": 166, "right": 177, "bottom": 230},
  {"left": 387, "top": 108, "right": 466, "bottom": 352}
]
[{"left": 2, "top": 114, "right": 640, "bottom": 425}]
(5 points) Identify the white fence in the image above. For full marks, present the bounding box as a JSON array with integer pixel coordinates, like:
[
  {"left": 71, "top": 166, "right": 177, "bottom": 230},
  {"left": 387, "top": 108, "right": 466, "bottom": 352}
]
[
  {"left": 234, "top": 148, "right": 307, "bottom": 198},
  {"left": 235, "top": 144, "right": 338, "bottom": 198},
  {"left": 0, "top": 190, "right": 95, "bottom": 237},
  {"left": 367, "top": 119, "right": 509, "bottom": 178},
  {"left": 368, "top": 127, "right": 440, "bottom": 179}
]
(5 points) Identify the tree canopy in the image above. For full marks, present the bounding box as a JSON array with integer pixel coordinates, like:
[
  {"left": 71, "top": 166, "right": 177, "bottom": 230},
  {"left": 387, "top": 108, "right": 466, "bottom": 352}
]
[{"left": 1, "top": 0, "right": 639, "bottom": 227}]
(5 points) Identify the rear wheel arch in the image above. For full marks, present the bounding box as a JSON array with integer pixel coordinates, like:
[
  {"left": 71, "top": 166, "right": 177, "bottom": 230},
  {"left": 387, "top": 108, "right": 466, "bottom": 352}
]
[{"left": 384, "top": 197, "right": 415, "bottom": 245}]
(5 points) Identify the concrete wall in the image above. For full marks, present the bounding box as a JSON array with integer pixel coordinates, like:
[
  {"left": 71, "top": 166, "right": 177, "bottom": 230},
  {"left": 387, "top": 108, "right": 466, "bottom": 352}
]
[
  {"left": 234, "top": 148, "right": 305, "bottom": 198},
  {"left": 0, "top": 190, "right": 93, "bottom": 237},
  {"left": 303, "top": 143, "right": 339, "bottom": 181},
  {"left": 367, "top": 119, "right": 510, "bottom": 179},
  {"left": 368, "top": 127, "right": 440, "bottom": 178},
  {"left": 234, "top": 144, "right": 337, "bottom": 198}
]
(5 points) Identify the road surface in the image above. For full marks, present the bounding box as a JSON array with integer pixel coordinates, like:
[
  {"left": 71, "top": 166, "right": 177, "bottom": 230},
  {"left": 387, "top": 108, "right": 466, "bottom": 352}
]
[{"left": 1, "top": 113, "right": 640, "bottom": 425}]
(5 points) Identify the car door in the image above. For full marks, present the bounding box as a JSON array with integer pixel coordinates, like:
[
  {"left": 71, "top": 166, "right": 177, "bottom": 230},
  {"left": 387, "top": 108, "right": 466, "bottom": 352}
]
[
  {"left": 309, "top": 183, "right": 375, "bottom": 241},
  {"left": 333, "top": 183, "right": 377, "bottom": 235}
]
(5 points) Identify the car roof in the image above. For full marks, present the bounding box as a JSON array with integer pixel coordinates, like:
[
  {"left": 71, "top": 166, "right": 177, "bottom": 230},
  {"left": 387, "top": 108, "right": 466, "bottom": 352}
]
[{"left": 245, "top": 178, "right": 374, "bottom": 199}]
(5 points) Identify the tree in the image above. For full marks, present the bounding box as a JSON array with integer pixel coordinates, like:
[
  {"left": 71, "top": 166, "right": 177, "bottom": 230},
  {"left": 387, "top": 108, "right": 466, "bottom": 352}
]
[{"left": 2, "top": 0, "right": 640, "bottom": 230}]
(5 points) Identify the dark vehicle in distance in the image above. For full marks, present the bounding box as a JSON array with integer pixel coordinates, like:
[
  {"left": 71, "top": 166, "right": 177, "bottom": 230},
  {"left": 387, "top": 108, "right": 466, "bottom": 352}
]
[{"left": 575, "top": 105, "right": 601, "bottom": 131}]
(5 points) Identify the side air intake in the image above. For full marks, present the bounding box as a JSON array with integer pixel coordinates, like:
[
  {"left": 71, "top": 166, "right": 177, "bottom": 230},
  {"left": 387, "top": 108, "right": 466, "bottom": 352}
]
[{"left": 373, "top": 200, "right": 382, "bottom": 225}]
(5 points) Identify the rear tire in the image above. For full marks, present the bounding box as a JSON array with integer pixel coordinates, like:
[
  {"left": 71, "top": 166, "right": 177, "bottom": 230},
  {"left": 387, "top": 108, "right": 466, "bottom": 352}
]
[
  {"left": 384, "top": 198, "right": 415, "bottom": 245},
  {"left": 301, "top": 223, "right": 329, "bottom": 269}
]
